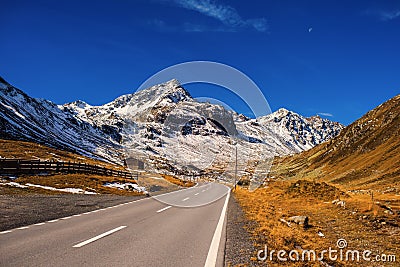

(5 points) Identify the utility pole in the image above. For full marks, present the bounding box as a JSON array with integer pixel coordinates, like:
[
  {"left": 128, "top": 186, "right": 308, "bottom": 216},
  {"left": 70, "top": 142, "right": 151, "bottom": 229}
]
[{"left": 234, "top": 145, "right": 237, "bottom": 190}]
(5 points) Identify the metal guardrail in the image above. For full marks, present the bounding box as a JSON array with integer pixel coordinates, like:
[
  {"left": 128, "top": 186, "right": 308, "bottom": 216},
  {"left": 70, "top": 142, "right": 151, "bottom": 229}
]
[{"left": 0, "top": 159, "right": 136, "bottom": 179}]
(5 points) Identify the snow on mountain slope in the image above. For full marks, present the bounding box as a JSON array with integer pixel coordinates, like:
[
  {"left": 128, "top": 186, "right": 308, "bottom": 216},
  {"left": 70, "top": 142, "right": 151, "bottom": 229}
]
[
  {"left": 64, "top": 79, "right": 190, "bottom": 124},
  {"left": 64, "top": 80, "right": 240, "bottom": 173},
  {"left": 0, "top": 77, "right": 123, "bottom": 163},
  {"left": 1, "top": 76, "right": 343, "bottom": 175},
  {"left": 235, "top": 108, "right": 344, "bottom": 155},
  {"left": 64, "top": 79, "right": 343, "bottom": 176}
]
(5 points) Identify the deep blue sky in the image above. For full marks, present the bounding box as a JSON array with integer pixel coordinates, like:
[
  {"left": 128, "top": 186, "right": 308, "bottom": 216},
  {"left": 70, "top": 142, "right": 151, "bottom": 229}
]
[{"left": 1, "top": 0, "right": 399, "bottom": 125}]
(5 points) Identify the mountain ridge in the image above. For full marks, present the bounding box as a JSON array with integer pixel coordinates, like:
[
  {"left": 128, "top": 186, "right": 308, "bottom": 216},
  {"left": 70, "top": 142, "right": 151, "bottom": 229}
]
[
  {"left": 272, "top": 93, "right": 400, "bottom": 190},
  {"left": 0, "top": 76, "right": 344, "bottom": 174}
]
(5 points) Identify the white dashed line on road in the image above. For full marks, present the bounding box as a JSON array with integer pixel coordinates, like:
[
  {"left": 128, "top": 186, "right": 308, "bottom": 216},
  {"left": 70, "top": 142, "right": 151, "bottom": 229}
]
[
  {"left": 156, "top": 206, "right": 172, "bottom": 213},
  {"left": 182, "top": 197, "right": 190, "bottom": 202},
  {"left": 0, "top": 198, "right": 147, "bottom": 237},
  {"left": 73, "top": 226, "right": 127, "bottom": 248},
  {"left": 195, "top": 193, "right": 199, "bottom": 196}
]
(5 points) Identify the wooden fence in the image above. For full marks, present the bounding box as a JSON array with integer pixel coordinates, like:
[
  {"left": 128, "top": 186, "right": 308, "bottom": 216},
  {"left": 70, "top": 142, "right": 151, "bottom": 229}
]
[{"left": 0, "top": 159, "right": 137, "bottom": 179}]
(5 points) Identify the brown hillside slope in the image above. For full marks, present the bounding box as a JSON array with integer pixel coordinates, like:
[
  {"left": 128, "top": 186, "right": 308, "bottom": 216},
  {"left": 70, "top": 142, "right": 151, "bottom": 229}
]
[
  {"left": 272, "top": 94, "right": 400, "bottom": 191},
  {"left": 233, "top": 96, "right": 400, "bottom": 266},
  {"left": 0, "top": 139, "right": 125, "bottom": 170}
]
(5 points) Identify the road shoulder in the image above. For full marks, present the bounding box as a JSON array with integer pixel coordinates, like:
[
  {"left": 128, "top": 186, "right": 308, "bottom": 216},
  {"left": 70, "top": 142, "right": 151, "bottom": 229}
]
[{"left": 224, "top": 193, "right": 257, "bottom": 266}]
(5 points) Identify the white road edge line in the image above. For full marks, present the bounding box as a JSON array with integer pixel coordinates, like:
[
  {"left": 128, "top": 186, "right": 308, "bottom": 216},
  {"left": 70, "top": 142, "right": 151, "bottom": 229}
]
[
  {"left": 73, "top": 226, "right": 127, "bottom": 248},
  {"left": 1, "top": 230, "right": 12, "bottom": 234},
  {"left": 17, "top": 226, "right": 29, "bottom": 230},
  {"left": 182, "top": 197, "right": 190, "bottom": 202},
  {"left": 204, "top": 189, "right": 231, "bottom": 267},
  {"left": 156, "top": 206, "right": 172, "bottom": 213}
]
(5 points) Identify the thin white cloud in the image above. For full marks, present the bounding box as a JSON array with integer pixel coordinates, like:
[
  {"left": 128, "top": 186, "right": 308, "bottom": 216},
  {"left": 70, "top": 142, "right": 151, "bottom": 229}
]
[
  {"left": 380, "top": 10, "right": 400, "bottom": 21},
  {"left": 182, "top": 22, "right": 236, "bottom": 32},
  {"left": 147, "top": 19, "right": 237, "bottom": 32},
  {"left": 317, "top": 112, "right": 334, "bottom": 117},
  {"left": 172, "top": 0, "right": 268, "bottom": 32},
  {"left": 364, "top": 9, "right": 400, "bottom": 21}
]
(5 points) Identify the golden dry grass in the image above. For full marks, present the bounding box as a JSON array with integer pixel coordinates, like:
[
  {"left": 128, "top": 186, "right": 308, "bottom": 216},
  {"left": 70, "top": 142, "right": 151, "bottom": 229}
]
[
  {"left": 0, "top": 139, "right": 126, "bottom": 170},
  {"left": 270, "top": 94, "right": 400, "bottom": 193},
  {"left": 0, "top": 139, "right": 197, "bottom": 195},
  {"left": 235, "top": 180, "right": 400, "bottom": 267},
  {"left": 161, "top": 174, "right": 195, "bottom": 187}
]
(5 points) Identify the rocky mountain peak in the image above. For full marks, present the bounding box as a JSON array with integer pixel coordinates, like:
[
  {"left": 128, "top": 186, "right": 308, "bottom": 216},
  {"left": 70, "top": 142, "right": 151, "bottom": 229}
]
[
  {"left": 274, "top": 93, "right": 400, "bottom": 189},
  {"left": 142, "top": 79, "right": 192, "bottom": 104},
  {"left": 66, "top": 100, "right": 91, "bottom": 109},
  {"left": 0, "top": 76, "right": 346, "bottom": 168},
  {"left": 274, "top": 107, "right": 291, "bottom": 116}
]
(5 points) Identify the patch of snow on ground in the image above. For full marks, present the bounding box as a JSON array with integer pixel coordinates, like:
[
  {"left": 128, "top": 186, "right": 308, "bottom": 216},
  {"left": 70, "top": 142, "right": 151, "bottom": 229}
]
[
  {"left": 0, "top": 182, "right": 29, "bottom": 188},
  {"left": 0, "top": 182, "right": 97, "bottom": 194},
  {"left": 103, "top": 182, "right": 147, "bottom": 193},
  {"left": 24, "top": 183, "right": 97, "bottom": 194}
]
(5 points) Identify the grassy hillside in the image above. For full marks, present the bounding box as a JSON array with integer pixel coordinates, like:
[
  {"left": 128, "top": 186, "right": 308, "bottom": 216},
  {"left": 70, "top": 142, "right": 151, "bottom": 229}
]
[
  {"left": 0, "top": 139, "right": 125, "bottom": 170},
  {"left": 0, "top": 139, "right": 195, "bottom": 195},
  {"left": 271, "top": 94, "right": 400, "bottom": 192},
  {"left": 235, "top": 94, "right": 400, "bottom": 266}
]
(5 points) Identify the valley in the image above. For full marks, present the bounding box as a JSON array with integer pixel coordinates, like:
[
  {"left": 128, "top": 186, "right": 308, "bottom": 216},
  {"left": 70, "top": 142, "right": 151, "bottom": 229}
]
[{"left": 1, "top": 76, "right": 399, "bottom": 266}]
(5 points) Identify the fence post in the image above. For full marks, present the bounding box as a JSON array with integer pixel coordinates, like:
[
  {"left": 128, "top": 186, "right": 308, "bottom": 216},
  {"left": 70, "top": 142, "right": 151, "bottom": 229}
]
[{"left": 17, "top": 159, "right": 21, "bottom": 174}]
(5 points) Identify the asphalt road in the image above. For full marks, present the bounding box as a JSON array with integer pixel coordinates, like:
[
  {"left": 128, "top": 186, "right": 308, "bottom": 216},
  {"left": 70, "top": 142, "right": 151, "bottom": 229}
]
[{"left": 0, "top": 182, "right": 231, "bottom": 267}]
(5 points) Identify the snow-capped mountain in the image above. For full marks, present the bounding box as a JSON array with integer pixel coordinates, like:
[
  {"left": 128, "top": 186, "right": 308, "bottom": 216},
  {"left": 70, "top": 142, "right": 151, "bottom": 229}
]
[
  {"left": 0, "top": 76, "right": 344, "bottom": 174},
  {"left": 235, "top": 108, "right": 343, "bottom": 155},
  {"left": 272, "top": 94, "right": 400, "bottom": 189},
  {"left": 0, "top": 77, "right": 123, "bottom": 163},
  {"left": 63, "top": 79, "right": 240, "bottom": 173}
]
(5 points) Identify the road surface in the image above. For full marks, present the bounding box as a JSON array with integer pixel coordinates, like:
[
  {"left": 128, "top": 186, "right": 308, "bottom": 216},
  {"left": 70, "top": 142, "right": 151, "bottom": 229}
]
[{"left": 0, "top": 182, "right": 231, "bottom": 267}]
